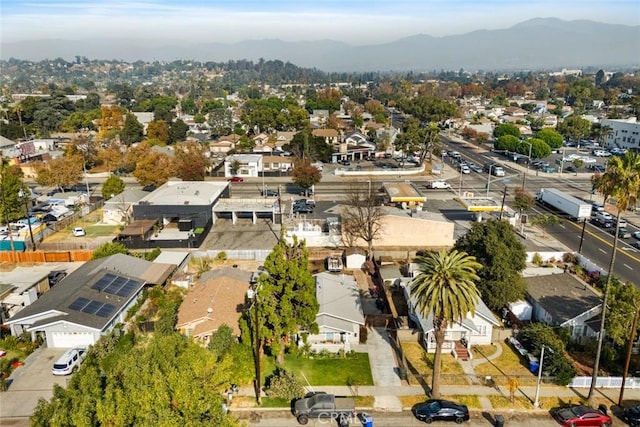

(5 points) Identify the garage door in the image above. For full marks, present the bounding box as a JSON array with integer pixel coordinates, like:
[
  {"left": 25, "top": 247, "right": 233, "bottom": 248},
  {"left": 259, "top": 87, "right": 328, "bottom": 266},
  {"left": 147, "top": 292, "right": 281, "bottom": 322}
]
[{"left": 50, "top": 331, "right": 95, "bottom": 348}]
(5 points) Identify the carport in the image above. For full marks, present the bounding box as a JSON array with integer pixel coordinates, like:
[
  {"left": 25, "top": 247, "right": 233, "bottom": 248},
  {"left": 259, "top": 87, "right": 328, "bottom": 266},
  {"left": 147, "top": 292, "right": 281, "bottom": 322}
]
[{"left": 214, "top": 198, "right": 281, "bottom": 225}]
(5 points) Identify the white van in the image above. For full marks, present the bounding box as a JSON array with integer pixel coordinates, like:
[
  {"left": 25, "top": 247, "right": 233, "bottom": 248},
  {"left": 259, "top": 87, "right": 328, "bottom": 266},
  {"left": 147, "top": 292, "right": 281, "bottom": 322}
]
[{"left": 52, "top": 347, "right": 87, "bottom": 376}]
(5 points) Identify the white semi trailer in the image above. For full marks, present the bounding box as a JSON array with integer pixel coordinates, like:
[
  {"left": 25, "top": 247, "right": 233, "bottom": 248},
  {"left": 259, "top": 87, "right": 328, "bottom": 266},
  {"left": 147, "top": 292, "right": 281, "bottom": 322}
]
[{"left": 536, "top": 188, "right": 592, "bottom": 222}]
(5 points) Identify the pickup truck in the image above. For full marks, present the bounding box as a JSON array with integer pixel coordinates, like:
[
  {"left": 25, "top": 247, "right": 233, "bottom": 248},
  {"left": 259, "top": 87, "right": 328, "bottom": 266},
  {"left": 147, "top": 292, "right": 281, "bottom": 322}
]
[{"left": 293, "top": 392, "right": 356, "bottom": 425}]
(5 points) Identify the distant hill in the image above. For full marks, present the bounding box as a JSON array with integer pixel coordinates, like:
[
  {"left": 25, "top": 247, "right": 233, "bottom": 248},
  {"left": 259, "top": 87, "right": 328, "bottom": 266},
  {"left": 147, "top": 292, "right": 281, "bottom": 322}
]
[{"left": 2, "top": 18, "right": 638, "bottom": 72}]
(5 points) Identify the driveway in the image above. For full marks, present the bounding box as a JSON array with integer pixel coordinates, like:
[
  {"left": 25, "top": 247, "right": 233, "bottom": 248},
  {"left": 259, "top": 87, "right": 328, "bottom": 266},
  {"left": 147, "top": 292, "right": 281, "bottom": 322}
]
[{"left": 0, "top": 347, "right": 69, "bottom": 424}]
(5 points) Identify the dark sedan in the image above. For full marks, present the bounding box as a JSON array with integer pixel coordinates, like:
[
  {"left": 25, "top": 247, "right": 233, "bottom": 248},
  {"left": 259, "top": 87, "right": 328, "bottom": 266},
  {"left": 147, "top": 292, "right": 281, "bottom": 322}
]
[
  {"left": 412, "top": 399, "right": 469, "bottom": 424},
  {"left": 622, "top": 404, "right": 640, "bottom": 426},
  {"left": 551, "top": 404, "right": 611, "bottom": 426}
]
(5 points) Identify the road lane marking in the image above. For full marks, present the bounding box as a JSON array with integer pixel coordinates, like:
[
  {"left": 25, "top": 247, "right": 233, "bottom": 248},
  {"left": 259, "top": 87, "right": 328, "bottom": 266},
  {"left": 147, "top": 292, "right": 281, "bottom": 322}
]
[
  {"left": 564, "top": 220, "right": 640, "bottom": 263},
  {"left": 599, "top": 248, "right": 607, "bottom": 254},
  {"left": 624, "top": 264, "right": 633, "bottom": 270}
]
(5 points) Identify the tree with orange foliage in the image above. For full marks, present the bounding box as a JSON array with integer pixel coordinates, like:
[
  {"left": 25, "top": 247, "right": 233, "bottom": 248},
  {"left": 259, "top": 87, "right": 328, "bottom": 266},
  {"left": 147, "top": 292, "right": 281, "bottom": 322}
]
[
  {"left": 173, "top": 141, "right": 210, "bottom": 181},
  {"left": 291, "top": 160, "right": 322, "bottom": 193},
  {"left": 99, "top": 105, "right": 124, "bottom": 137},
  {"left": 133, "top": 151, "right": 175, "bottom": 187}
]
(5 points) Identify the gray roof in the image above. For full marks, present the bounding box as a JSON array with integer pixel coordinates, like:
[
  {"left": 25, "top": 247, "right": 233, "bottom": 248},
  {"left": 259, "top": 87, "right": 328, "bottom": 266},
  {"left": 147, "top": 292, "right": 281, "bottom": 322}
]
[
  {"left": 524, "top": 273, "right": 602, "bottom": 325},
  {"left": 200, "top": 267, "right": 252, "bottom": 283},
  {"left": 104, "top": 189, "right": 149, "bottom": 205},
  {"left": 137, "top": 181, "right": 227, "bottom": 206},
  {"left": 6, "top": 254, "right": 166, "bottom": 330},
  {"left": 314, "top": 273, "right": 365, "bottom": 327},
  {"left": 379, "top": 264, "right": 401, "bottom": 281}
]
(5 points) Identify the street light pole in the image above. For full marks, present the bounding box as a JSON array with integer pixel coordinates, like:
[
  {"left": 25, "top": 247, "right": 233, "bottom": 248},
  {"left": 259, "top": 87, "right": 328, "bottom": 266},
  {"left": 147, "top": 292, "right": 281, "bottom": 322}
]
[
  {"left": 486, "top": 165, "right": 494, "bottom": 197},
  {"left": 534, "top": 345, "right": 553, "bottom": 408},
  {"left": 522, "top": 141, "right": 533, "bottom": 189}
]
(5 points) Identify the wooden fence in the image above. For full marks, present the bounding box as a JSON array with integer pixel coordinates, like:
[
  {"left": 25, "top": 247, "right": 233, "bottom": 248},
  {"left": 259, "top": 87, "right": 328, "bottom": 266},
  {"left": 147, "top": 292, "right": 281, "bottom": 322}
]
[{"left": 0, "top": 250, "right": 93, "bottom": 263}]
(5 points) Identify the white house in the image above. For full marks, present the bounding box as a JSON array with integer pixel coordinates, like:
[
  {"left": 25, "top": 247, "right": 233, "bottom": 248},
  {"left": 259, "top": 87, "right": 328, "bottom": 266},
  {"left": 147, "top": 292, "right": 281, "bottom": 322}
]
[
  {"left": 224, "top": 154, "right": 263, "bottom": 178},
  {"left": 404, "top": 282, "right": 500, "bottom": 359},
  {"left": 304, "top": 273, "right": 365, "bottom": 352},
  {"left": 523, "top": 273, "right": 602, "bottom": 340},
  {"left": 5, "top": 254, "right": 175, "bottom": 348},
  {"left": 102, "top": 189, "right": 150, "bottom": 225}
]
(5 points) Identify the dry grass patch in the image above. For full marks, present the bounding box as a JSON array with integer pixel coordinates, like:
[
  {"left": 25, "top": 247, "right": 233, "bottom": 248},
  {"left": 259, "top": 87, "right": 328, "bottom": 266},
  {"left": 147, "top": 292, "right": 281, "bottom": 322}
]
[
  {"left": 488, "top": 395, "right": 534, "bottom": 410},
  {"left": 401, "top": 342, "right": 467, "bottom": 385},
  {"left": 473, "top": 342, "right": 536, "bottom": 386}
]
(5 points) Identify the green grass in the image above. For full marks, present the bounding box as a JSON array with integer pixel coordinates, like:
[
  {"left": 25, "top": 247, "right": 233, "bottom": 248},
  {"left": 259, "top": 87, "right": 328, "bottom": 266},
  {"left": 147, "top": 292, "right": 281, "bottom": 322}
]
[{"left": 263, "top": 353, "right": 373, "bottom": 386}]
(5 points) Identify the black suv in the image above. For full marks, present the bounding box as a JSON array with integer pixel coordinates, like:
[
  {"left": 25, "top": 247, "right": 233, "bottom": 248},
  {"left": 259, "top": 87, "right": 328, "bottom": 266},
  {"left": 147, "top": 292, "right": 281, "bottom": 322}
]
[{"left": 261, "top": 189, "right": 278, "bottom": 197}]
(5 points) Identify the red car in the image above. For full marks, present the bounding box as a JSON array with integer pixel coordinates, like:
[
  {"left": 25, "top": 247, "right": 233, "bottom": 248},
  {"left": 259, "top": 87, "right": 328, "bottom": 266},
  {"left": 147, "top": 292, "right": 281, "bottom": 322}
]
[
  {"left": 227, "top": 176, "right": 244, "bottom": 182},
  {"left": 552, "top": 404, "right": 612, "bottom": 427}
]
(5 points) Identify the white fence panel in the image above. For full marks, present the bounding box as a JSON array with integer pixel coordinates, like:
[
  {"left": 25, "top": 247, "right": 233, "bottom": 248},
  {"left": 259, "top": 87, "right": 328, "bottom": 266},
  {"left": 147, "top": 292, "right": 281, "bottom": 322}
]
[{"left": 568, "top": 376, "right": 640, "bottom": 389}]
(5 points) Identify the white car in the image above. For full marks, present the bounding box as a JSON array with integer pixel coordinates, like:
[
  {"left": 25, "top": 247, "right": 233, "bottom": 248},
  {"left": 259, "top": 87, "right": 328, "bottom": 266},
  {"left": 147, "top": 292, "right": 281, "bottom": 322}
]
[
  {"left": 72, "top": 227, "right": 86, "bottom": 237},
  {"left": 633, "top": 231, "right": 640, "bottom": 240},
  {"left": 460, "top": 165, "right": 471, "bottom": 174},
  {"left": 580, "top": 157, "right": 597, "bottom": 164}
]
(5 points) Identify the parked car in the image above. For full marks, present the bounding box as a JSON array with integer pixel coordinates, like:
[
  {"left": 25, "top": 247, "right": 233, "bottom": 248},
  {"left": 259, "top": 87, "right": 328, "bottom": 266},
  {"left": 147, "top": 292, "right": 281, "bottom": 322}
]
[
  {"left": 610, "top": 228, "right": 632, "bottom": 239},
  {"left": 228, "top": 176, "right": 244, "bottom": 182},
  {"left": 294, "top": 199, "right": 316, "bottom": 207},
  {"left": 622, "top": 404, "right": 640, "bottom": 426},
  {"left": 412, "top": 399, "right": 470, "bottom": 424},
  {"left": 564, "top": 166, "right": 577, "bottom": 173},
  {"left": 551, "top": 404, "right": 611, "bottom": 427},
  {"left": 48, "top": 271, "right": 67, "bottom": 286},
  {"left": 293, "top": 204, "right": 314, "bottom": 214},
  {"left": 52, "top": 347, "right": 87, "bottom": 376},
  {"left": 261, "top": 189, "right": 278, "bottom": 197},
  {"left": 72, "top": 227, "right": 86, "bottom": 237}
]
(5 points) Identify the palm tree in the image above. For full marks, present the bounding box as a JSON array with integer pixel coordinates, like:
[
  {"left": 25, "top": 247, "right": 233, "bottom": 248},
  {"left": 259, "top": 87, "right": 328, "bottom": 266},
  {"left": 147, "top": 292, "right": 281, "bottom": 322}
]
[
  {"left": 588, "top": 151, "right": 640, "bottom": 404},
  {"left": 409, "top": 249, "right": 482, "bottom": 398}
]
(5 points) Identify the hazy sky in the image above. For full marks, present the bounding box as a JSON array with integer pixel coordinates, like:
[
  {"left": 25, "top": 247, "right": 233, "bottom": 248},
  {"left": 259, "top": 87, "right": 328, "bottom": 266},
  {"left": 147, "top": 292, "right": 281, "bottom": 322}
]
[{"left": 2, "top": 0, "right": 639, "bottom": 45}]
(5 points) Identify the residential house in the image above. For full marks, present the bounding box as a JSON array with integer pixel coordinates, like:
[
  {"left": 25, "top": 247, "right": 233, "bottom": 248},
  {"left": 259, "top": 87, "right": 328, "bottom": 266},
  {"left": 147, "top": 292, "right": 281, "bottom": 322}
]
[
  {"left": 102, "top": 189, "right": 149, "bottom": 225},
  {"left": 312, "top": 128, "right": 340, "bottom": 147},
  {"left": 523, "top": 273, "right": 602, "bottom": 340},
  {"left": 176, "top": 267, "right": 251, "bottom": 344},
  {"left": 504, "top": 106, "right": 528, "bottom": 117},
  {"left": 209, "top": 135, "right": 239, "bottom": 154},
  {"left": 224, "top": 154, "right": 263, "bottom": 178},
  {"left": 4, "top": 254, "right": 175, "bottom": 348},
  {"left": 261, "top": 155, "right": 294, "bottom": 173},
  {"left": 0, "top": 266, "right": 62, "bottom": 322},
  {"left": 304, "top": 273, "right": 365, "bottom": 352},
  {"left": 404, "top": 282, "right": 500, "bottom": 359}
]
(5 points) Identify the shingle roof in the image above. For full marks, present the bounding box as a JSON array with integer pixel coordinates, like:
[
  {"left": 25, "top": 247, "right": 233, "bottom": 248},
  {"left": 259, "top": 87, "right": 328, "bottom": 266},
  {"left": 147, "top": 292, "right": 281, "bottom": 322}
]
[
  {"left": 314, "top": 273, "right": 365, "bottom": 327},
  {"left": 524, "top": 273, "right": 602, "bottom": 325},
  {"left": 7, "top": 254, "right": 171, "bottom": 330},
  {"left": 176, "top": 271, "right": 251, "bottom": 336}
]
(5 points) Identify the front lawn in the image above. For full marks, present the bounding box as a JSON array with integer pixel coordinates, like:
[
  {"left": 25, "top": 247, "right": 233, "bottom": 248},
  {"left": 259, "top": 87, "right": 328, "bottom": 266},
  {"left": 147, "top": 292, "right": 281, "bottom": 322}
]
[
  {"left": 473, "top": 342, "right": 537, "bottom": 386},
  {"left": 263, "top": 352, "right": 373, "bottom": 387},
  {"left": 401, "top": 342, "right": 467, "bottom": 385}
]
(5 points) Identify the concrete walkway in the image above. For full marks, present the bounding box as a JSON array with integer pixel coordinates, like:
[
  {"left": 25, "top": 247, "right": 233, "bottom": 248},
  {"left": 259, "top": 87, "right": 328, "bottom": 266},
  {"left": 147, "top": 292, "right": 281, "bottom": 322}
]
[{"left": 366, "top": 327, "right": 403, "bottom": 412}]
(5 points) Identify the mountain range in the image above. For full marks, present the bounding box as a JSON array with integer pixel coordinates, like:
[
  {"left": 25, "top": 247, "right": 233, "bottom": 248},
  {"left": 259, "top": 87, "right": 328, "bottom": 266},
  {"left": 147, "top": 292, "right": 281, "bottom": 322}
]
[{"left": 2, "top": 18, "right": 638, "bottom": 72}]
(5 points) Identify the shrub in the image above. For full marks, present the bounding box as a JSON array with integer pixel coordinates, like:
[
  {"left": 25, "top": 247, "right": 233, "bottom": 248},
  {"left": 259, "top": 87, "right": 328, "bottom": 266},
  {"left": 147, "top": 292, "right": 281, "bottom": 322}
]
[
  {"left": 532, "top": 253, "right": 543, "bottom": 265},
  {"left": 0, "top": 335, "right": 19, "bottom": 350},
  {"left": 264, "top": 368, "right": 305, "bottom": 401},
  {"left": 562, "top": 253, "right": 578, "bottom": 264},
  {"left": 215, "top": 252, "right": 227, "bottom": 262}
]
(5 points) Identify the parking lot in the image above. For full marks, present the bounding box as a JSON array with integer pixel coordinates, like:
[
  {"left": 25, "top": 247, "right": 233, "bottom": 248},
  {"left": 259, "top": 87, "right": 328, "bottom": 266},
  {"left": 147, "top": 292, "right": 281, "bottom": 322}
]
[{"left": 0, "top": 347, "right": 69, "bottom": 424}]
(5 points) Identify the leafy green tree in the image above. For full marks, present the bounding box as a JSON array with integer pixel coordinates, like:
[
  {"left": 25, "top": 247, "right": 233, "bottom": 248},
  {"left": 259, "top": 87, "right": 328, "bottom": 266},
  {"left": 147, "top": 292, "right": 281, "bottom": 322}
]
[
  {"left": 256, "top": 238, "right": 319, "bottom": 364},
  {"left": 0, "top": 159, "right": 26, "bottom": 224},
  {"left": 589, "top": 151, "right": 640, "bottom": 404},
  {"left": 535, "top": 128, "right": 563, "bottom": 149},
  {"left": 527, "top": 137, "right": 552, "bottom": 159},
  {"left": 92, "top": 242, "right": 130, "bottom": 259},
  {"left": 557, "top": 115, "right": 591, "bottom": 145},
  {"left": 530, "top": 213, "right": 562, "bottom": 237},
  {"left": 606, "top": 278, "right": 640, "bottom": 347},
  {"left": 454, "top": 219, "right": 527, "bottom": 310},
  {"left": 285, "top": 128, "right": 332, "bottom": 161},
  {"left": 208, "top": 108, "right": 233, "bottom": 137},
  {"left": 102, "top": 175, "right": 126, "bottom": 199},
  {"left": 120, "top": 113, "right": 144, "bottom": 145},
  {"left": 265, "top": 368, "right": 305, "bottom": 400},
  {"left": 513, "top": 187, "right": 534, "bottom": 213},
  {"left": 410, "top": 249, "right": 481, "bottom": 398},
  {"left": 291, "top": 161, "right": 322, "bottom": 192},
  {"left": 517, "top": 323, "right": 576, "bottom": 386},
  {"left": 494, "top": 135, "right": 519, "bottom": 152},
  {"left": 494, "top": 123, "right": 521, "bottom": 139},
  {"left": 208, "top": 324, "right": 235, "bottom": 361}
]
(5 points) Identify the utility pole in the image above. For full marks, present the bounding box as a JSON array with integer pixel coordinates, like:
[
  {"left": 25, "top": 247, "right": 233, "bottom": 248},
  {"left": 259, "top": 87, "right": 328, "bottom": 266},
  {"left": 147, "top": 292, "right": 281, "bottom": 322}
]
[
  {"left": 578, "top": 219, "right": 587, "bottom": 254},
  {"left": 619, "top": 307, "right": 640, "bottom": 406},
  {"left": 499, "top": 187, "right": 508, "bottom": 221}
]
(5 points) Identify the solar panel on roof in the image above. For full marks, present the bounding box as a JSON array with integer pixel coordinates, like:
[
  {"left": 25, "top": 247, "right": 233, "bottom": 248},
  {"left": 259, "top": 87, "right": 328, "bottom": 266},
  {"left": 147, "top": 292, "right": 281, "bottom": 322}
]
[
  {"left": 82, "top": 300, "right": 103, "bottom": 315},
  {"left": 95, "top": 304, "right": 116, "bottom": 318},
  {"left": 116, "top": 281, "right": 139, "bottom": 297},
  {"left": 68, "top": 297, "right": 91, "bottom": 311},
  {"left": 92, "top": 273, "right": 118, "bottom": 292}
]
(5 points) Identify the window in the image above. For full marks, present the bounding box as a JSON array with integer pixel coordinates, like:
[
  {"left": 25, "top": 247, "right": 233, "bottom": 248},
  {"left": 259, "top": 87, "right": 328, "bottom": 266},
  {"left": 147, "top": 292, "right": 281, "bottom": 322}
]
[{"left": 325, "top": 333, "right": 335, "bottom": 342}]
